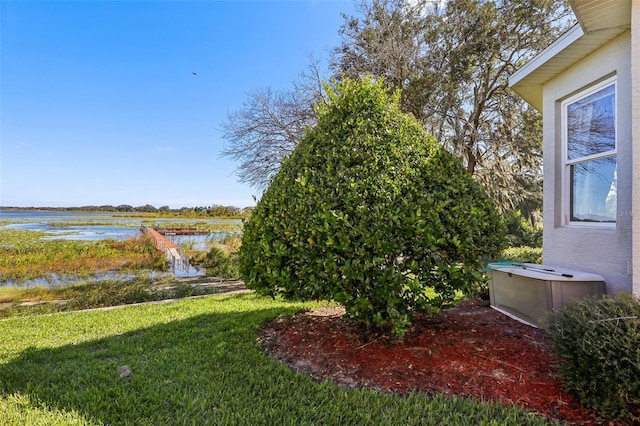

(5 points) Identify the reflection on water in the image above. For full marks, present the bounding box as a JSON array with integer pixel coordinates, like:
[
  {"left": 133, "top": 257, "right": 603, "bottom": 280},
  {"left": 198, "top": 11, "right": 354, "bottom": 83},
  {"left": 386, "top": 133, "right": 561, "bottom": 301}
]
[
  {"left": 169, "top": 258, "right": 204, "bottom": 278},
  {"left": 4, "top": 272, "right": 134, "bottom": 288}
]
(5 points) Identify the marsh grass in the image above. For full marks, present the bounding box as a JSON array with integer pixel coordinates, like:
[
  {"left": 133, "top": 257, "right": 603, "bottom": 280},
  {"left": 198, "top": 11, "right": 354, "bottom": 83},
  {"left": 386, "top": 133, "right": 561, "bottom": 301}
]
[
  {"left": 0, "top": 230, "right": 166, "bottom": 283},
  {"left": 0, "top": 273, "right": 241, "bottom": 319},
  {"left": 210, "top": 233, "right": 242, "bottom": 254},
  {"left": 187, "top": 234, "right": 242, "bottom": 279},
  {"left": 0, "top": 294, "right": 548, "bottom": 425},
  {"left": 0, "top": 276, "right": 156, "bottom": 318},
  {"left": 141, "top": 220, "right": 242, "bottom": 234}
]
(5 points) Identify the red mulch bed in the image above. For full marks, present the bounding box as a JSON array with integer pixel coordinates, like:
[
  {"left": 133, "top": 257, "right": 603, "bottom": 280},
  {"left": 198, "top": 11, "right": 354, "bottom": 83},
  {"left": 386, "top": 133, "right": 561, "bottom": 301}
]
[{"left": 259, "top": 299, "right": 621, "bottom": 425}]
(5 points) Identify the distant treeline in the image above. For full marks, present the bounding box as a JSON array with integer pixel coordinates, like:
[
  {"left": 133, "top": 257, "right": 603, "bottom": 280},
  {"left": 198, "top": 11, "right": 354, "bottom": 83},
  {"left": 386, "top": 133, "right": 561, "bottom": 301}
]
[{"left": 0, "top": 204, "right": 253, "bottom": 218}]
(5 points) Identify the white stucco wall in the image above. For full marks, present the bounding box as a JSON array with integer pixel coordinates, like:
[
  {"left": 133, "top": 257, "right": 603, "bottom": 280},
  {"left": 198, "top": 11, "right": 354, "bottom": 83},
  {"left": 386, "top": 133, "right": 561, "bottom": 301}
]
[
  {"left": 542, "top": 31, "right": 632, "bottom": 295},
  {"left": 632, "top": 5, "right": 640, "bottom": 297}
]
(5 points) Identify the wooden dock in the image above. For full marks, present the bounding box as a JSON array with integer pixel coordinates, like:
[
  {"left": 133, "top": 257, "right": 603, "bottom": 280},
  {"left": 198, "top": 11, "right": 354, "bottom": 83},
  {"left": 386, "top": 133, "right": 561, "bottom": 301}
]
[
  {"left": 141, "top": 225, "right": 189, "bottom": 272},
  {"left": 141, "top": 225, "right": 176, "bottom": 250}
]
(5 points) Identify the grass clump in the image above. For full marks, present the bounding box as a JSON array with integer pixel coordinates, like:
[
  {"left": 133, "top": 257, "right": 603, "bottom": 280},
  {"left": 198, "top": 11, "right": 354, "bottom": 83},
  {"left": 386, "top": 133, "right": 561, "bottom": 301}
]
[
  {"left": 64, "top": 277, "right": 157, "bottom": 310},
  {"left": 189, "top": 234, "right": 241, "bottom": 279},
  {"left": 0, "top": 294, "right": 548, "bottom": 425},
  {"left": 546, "top": 293, "right": 640, "bottom": 422},
  {"left": 201, "top": 246, "right": 239, "bottom": 278}
]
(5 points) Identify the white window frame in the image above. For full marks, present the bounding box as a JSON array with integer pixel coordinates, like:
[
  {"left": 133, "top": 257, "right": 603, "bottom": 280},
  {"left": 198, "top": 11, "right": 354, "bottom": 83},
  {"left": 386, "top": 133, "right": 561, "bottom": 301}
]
[{"left": 561, "top": 76, "right": 617, "bottom": 227}]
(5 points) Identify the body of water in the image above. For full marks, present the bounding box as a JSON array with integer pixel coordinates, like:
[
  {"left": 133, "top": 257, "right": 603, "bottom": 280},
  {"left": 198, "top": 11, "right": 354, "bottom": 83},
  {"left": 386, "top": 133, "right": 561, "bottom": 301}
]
[
  {"left": 0, "top": 210, "right": 241, "bottom": 285},
  {"left": 0, "top": 210, "right": 143, "bottom": 240},
  {"left": 0, "top": 210, "right": 239, "bottom": 242}
]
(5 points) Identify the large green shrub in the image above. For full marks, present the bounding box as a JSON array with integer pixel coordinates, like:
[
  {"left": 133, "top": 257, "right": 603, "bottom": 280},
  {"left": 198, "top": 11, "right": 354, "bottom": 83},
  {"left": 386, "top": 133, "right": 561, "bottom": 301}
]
[
  {"left": 500, "top": 246, "right": 543, "bottom": 264},
  {"left": 239, "top": 77, "right": 504, "bottom": 336},
  {"left": 502, "top": 210, "right": 542, "bottom": 248},
  {"left": 546, "top": 294, "right": 640, "bottom": 422}
]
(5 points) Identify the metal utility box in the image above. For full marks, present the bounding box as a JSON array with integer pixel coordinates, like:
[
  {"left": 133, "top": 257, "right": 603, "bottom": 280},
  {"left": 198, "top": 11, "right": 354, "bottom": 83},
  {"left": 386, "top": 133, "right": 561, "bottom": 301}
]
[{"left": 487, "top": 263, "right": 605, "bottom": 327}]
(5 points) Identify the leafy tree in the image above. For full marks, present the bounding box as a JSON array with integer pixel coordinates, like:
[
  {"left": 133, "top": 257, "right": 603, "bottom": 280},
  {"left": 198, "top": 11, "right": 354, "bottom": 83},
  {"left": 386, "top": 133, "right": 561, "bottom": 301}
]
[
  {"left": 239, "top": 77, "right": 504, "bottom": 337},
  {"left": 332, "top": 0, "right": 573, "bottom": 215},
  {"left": 116, "top": 204, "right": 134, "bottom": 212},
  {"left": 135, "top": 204, "right": 157, "bottom": 213},
  {"left": 221, "top": 0, "right": 571, "bottom": 221}
]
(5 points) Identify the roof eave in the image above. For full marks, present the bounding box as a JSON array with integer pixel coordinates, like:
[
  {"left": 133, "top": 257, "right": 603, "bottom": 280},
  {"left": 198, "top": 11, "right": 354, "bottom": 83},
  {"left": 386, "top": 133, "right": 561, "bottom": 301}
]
[
  {"left": 510, "top": 25, "right": 629, "bottom": 111},
  {"left": 509, "top": 25, "right": 584, "bottom": 111}
]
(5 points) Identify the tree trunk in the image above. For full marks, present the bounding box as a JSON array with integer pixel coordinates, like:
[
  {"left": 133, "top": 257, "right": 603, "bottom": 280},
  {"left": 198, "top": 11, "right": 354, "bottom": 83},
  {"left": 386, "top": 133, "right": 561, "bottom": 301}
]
[{"left": 466, "top": 146, "right": 476, "bottom": 175}]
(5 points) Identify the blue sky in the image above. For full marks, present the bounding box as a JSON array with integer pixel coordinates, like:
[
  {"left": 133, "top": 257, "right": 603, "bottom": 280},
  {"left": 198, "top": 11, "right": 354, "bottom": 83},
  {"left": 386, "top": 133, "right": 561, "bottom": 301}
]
[{"left": 0, "top": 0, "right": 356, "bottom": 208}]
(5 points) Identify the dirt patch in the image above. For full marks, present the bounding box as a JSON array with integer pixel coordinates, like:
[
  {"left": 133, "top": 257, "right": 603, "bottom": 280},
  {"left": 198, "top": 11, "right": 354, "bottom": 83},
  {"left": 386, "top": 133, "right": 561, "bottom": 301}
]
[{"left": 259, "top": 299, "right": 620, "bottom": 425}]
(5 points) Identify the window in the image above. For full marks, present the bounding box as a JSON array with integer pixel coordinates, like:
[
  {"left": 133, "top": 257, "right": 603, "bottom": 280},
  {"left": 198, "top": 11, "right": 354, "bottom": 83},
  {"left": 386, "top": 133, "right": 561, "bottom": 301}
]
[{"left": 563, "top": 78, "right": 617, "bottom": 224}]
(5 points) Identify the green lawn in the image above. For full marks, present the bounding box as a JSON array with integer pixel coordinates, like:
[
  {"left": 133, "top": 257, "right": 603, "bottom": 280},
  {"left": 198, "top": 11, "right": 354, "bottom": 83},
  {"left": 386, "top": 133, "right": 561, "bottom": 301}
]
[{"left": 0, "top": 294, "right": 549, "bottom": 425}]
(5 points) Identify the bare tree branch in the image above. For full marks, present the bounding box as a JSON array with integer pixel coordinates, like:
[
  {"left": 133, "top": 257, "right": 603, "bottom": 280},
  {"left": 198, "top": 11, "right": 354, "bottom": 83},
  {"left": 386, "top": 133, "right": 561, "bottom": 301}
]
[{"left": 220, "top": 59, "right": 326, "bottom": 190}]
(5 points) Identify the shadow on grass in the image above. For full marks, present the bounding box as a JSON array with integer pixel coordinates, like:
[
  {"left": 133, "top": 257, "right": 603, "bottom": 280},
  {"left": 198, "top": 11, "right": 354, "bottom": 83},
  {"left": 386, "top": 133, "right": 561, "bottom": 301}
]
[
  {"left": 0, "top": 298, "right": 306, "bottom": 424},
  {"left": 0, "top": 294, "right": 549, "bottom": 425}
]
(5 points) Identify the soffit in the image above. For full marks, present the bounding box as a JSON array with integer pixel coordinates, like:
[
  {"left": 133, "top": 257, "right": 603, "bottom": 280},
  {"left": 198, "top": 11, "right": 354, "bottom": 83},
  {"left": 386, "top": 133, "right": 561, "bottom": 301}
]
[
  {"left": 509, "top": 0, "right": 631, "bottom": 111},
  {"left": 569, "top": 0, "right": 631, "bottom": 32}
]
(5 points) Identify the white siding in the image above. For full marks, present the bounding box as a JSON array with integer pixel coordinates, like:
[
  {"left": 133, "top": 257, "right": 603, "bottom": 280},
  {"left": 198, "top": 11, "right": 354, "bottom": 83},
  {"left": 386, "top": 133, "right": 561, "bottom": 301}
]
[
  {"left": 542, "top": 32, "right": 632, "bottom": 295},
  {"left": 632, "top": 4, "right": 640, "bottom": 297}
]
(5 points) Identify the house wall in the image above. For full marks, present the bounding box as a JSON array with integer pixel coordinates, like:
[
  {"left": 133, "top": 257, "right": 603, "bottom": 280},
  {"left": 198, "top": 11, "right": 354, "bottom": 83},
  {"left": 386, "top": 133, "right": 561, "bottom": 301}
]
[
  {"left": 542, "top": 31, "right": 632, "bottom": 295},
  {"left": 632, "top": 5, "right": 640, "bottom": 297}
]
